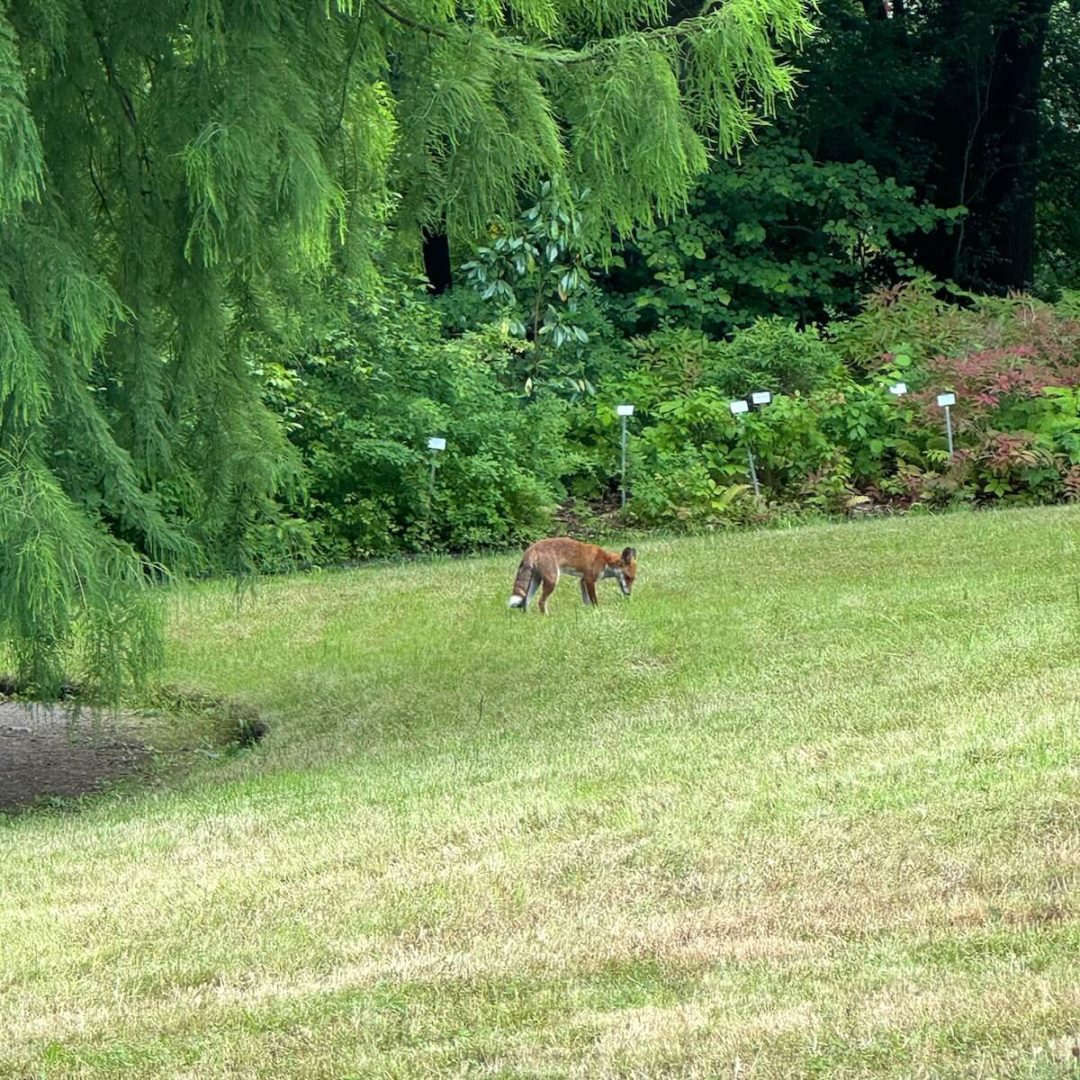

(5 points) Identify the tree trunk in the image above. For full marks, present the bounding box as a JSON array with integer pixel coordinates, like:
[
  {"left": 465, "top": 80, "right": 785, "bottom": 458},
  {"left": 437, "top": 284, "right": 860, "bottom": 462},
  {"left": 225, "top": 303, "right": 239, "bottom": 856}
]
[
  {"left": 921, "top": 0, "right": 1052, "bottom": 291},
  {"left": 976, "top": 0, "right": 1050, "bottom": 289},
  {"left": 422, "top": 229, "right": 452, "bottom": 294}
]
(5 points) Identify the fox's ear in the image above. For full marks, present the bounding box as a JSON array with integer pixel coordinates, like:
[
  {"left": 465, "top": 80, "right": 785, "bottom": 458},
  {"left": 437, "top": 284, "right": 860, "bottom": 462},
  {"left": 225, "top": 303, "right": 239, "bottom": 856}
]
[{"left": 622, "top": 547, "right": 636, "bottom": 562}]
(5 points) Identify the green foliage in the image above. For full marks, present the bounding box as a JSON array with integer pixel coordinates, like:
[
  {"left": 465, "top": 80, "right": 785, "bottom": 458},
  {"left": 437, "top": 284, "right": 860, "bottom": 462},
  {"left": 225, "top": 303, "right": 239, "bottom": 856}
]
[
  {"left": 0, "top": 10, "right": 43, "bottom": 215},
  {"left": 580, "top": 324, "right": 835, "bottom": 527},
  {"left": 611, "top": 136, "right": 958, "bottom": 334},
  {"left": 253, "top": 267, "right": 1080, "bottom": 543},
  {"left": 385, "top": 0, "right": 814, "bottom": 246},
  {"left": 748, "top": 380, "right": 933, "bottom": 507},
  {"left": 714, "top": 318, "right": 842, "bottom": 395},
  {"left": 1, "top": 0, "right": 813, "bottom": 694},
  {"left": 832, "top": 280, "right": 966, "bottom": 373},
  {"left": 622, "top": 319, "right": 839, "bottom": 400},
  {"left": 536, "top": 317, "right": 834, "bottom": 526},
  {"left": 778, "top": 0, "right": 1063, "bottom": 294},
  {"left": 268, "top": 284, "right": 578, "bottom": 557},
  {"left": 563, "top": 280, "right": 1080, "bottom": 526},
  {"left": 835, "top": 278, "right": 1080, "bottom": 375},
  {"left": 819, "top": 280, "right": 1080, "bottom": 505},
  {"left": 461, "top": 180, "right": 597, "bottom": 394},
  {"left": 0, "top": 449, "right": 162, "bottom": 699}
]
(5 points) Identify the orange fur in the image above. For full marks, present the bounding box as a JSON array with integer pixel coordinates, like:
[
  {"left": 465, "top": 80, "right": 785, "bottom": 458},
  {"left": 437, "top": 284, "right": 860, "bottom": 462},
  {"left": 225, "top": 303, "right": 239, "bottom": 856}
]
[{"left": 508, "top": 538, "right": 637, "bottom": 614}]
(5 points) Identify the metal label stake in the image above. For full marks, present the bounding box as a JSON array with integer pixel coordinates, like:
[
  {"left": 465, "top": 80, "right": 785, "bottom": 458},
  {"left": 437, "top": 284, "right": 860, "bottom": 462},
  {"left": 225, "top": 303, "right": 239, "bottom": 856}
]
[
  {"left": 616, "top": 404, "right": 634, "bottom": 508},
  {"left": 936, "top": 393, "right": 956, "bottom": 459},
  {"left": 427, "top": 436, "right": 446, "bottom": 505},
  {"left": 729, "top": 399, "right": 760, "bottom": 497}
]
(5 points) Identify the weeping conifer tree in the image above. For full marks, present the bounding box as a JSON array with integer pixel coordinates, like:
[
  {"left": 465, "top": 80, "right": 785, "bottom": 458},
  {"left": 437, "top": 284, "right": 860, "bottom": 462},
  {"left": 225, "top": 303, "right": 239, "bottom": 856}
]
[{"left": 1, "top": 0, "right": 811, "bottom": 697}]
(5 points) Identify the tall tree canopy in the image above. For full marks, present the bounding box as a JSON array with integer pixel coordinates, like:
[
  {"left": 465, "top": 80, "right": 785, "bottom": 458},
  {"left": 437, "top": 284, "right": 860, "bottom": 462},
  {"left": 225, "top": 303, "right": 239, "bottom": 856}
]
[{"left": 1, "top": 0, "right": 812, "bottom": 695}]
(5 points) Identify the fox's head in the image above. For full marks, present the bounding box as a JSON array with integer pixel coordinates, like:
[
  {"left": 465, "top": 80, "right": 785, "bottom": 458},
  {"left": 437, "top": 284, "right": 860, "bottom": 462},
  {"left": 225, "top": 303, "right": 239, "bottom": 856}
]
[{"left": 617, "top": 547, "right": 637, "bottom": 596}]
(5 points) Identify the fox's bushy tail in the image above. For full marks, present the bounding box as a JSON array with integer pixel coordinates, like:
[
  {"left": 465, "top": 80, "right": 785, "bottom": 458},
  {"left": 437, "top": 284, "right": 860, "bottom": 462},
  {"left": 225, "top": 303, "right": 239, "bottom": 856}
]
[{"left": 508, "top": 560, "right": 535, "bottom": 609}]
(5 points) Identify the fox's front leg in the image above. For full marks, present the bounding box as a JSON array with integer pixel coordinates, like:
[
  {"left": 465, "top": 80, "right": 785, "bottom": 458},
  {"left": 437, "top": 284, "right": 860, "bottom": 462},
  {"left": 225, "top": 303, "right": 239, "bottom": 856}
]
[
  {"left": 579, "top": 579, "right": 592, "bottom": 606},
  {"left": 584, "top": 577, "right": 599, "bottom": 606}
]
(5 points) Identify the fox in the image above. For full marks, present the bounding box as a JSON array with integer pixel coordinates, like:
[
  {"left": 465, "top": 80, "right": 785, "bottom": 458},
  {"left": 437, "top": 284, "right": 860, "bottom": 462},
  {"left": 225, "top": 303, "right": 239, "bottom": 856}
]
[{"left": 507, "top": 537, "right": 637, "bottom": 614}]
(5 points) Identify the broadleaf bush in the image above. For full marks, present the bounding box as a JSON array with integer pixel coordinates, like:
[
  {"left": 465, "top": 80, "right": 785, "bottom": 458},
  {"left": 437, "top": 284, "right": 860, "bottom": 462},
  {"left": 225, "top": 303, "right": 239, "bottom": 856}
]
[
  {"left": 267, "top": 284, "right": 581, "bottom": 557},
  {"left": 259, "top": 275, "right": 1080, "bottom": 552}
]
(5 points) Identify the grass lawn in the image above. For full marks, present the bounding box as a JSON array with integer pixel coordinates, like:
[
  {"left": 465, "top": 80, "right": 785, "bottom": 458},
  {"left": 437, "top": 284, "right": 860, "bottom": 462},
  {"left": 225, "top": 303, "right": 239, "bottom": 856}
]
[{"left": 2, "top": 507, "right": 1079, "bottom": 1078}]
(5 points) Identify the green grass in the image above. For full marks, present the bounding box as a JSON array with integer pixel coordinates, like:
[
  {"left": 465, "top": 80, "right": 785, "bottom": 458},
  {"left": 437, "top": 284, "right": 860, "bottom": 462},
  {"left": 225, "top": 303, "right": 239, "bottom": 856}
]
[{"left": 2, "top": 507, "right": 1079, "bottom": 1078}]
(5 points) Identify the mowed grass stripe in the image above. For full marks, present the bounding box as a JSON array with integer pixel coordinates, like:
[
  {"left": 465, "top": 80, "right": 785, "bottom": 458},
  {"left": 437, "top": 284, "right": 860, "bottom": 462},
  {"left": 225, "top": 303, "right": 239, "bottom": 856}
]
[{"left": 1, "top": 507, "right": 1078, "bottom": 1078}]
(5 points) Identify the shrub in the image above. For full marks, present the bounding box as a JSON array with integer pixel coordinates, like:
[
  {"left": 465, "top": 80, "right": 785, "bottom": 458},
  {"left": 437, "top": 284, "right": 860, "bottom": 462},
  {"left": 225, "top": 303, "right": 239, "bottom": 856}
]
[
  {"left": 610, "top": 135, "right": 957, "bottom": 335},
  {"left": 709, "top": 317, "right": 843, "bottom": 396},
  {"left": 260, "top": 276, "right": 1080, "bottom": 549},
  {"left": 268, "top": 285, "right": 580, "bottom": 558}
]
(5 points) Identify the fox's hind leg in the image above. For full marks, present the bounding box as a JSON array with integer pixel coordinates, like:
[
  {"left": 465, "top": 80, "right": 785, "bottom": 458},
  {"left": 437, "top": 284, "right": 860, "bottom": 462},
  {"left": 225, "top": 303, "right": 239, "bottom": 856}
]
[
  {"left": 524, "top": 571, "right": 540, "bottom": 611},
  {"left": 538, "top": 570, "right": 559, "bottom": 615}
]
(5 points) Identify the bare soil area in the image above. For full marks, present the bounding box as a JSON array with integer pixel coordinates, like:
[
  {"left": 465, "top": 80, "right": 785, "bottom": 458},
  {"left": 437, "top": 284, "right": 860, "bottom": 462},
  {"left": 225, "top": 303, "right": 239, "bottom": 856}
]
[{"left": 0, "top": 702, "right": 152, "bottom": 813}]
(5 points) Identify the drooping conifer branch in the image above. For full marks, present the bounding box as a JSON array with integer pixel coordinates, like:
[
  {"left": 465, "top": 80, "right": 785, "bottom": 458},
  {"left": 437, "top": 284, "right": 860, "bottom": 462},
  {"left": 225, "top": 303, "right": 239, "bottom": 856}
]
[
  {"left": 1, "top": 0, "right": 813, "bottom": 698},
  {"left": 371, "top": 0, "right": 811, "bottom": 68}
]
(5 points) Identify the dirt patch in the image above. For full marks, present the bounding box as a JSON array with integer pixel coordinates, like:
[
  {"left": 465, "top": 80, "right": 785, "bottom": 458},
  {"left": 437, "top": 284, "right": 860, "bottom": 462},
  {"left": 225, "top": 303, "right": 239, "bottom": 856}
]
[
  {"left": 0, "top": 702, "right": 154, "bottom": 813},
  {"left": 0, "top": 683, "right": 269, "bottom": 815}
]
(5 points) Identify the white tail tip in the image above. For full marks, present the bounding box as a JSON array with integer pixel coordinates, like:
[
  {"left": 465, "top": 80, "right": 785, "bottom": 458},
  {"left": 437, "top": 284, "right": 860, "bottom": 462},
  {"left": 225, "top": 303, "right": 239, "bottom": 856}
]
[{"left": 508, "top": 595, "right": 524, "bottom": 608}]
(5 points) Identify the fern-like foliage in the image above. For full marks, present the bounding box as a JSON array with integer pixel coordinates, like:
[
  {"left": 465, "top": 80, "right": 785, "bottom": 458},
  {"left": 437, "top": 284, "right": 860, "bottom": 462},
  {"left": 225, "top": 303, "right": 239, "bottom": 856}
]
[{"left": 389, "top": 0, "right": 812, "bottom": 244}]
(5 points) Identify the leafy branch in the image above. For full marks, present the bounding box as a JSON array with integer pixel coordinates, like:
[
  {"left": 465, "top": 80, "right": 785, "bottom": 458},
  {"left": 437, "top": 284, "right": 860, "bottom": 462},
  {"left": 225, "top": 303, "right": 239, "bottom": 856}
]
[{"left": 462, "top": 180, "right": 596, "bottom": 395}]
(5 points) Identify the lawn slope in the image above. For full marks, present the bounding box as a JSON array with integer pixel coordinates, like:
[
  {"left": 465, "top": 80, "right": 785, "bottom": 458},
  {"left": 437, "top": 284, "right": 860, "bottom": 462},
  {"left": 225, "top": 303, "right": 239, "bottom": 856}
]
[{"left": 2, "top": 508, "right": 1079, "bottom": 1078}]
